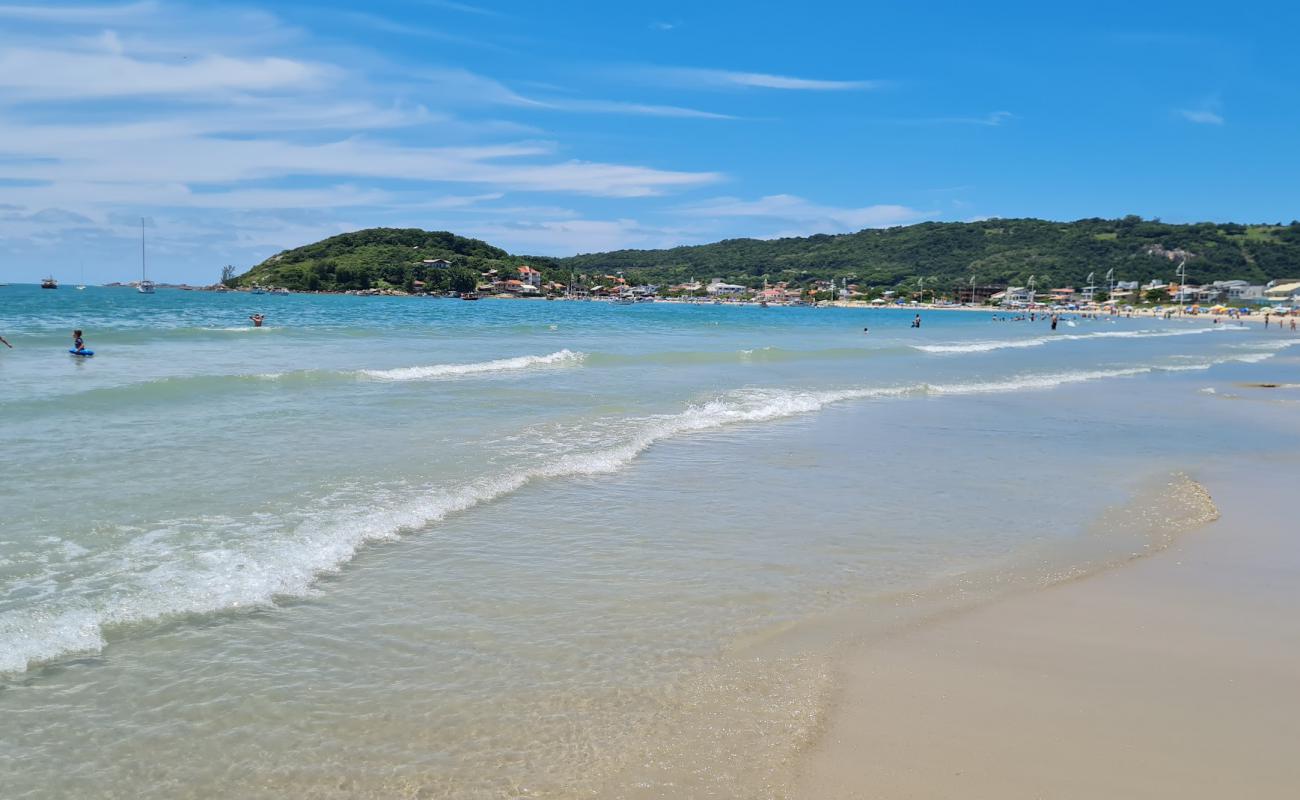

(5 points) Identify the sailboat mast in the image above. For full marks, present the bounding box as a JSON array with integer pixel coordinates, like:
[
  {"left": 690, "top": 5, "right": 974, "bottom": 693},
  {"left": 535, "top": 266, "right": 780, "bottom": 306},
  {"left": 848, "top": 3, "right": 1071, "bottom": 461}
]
[{"left": 141, "top": 217, "right": 146, "bottom": 281}]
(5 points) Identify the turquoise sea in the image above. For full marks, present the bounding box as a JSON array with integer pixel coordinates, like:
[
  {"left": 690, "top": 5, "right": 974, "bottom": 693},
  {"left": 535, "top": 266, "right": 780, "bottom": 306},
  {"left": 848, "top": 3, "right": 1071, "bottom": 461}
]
[{"left": 3, "top": 285, "right": 1299, "bottom": 798}]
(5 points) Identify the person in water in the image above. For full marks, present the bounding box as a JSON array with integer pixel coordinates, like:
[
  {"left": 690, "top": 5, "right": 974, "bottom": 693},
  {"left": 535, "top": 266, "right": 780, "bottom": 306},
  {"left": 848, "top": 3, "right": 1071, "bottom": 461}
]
[
  {"left": 72, "top": 329, "right": 86, "bottom": 352},
  {"left": 912, "top": 314, "right": 921, "bottom": 328},
  {"left": 249, "top": 314, "right": 265, "bottom": 327}
]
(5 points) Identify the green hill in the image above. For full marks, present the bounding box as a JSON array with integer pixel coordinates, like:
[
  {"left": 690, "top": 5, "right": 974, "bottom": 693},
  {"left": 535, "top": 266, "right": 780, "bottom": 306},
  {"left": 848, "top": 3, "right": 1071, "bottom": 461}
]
[
  {"left": 235, "top": 218, "right": 1300, "bottom": 294},
  {"left": 234, "top": 228, "right": 509, "bottom": 293}
]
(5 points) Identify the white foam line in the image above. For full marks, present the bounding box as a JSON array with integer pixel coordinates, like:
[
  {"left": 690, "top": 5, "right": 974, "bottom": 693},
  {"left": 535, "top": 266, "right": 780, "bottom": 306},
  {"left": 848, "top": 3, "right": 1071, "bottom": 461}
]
[
  {"left": 915, "top": 326, "right": 1243, "bottom": 355},
  {"left": 0, "top": 352, "right": 1279, "bottom": 675},
  {"left": 357, "top": 350, "right": 586, "bottom": 381},
  {"left": 201, "top": 326, "right": 283, "bottom": 332}
]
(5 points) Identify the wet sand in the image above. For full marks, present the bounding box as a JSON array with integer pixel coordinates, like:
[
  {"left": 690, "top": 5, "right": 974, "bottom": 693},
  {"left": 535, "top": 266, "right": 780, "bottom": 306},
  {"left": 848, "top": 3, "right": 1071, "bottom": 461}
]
[{"left": 793, "top": 466, "right": 1300, "bottom": 799}]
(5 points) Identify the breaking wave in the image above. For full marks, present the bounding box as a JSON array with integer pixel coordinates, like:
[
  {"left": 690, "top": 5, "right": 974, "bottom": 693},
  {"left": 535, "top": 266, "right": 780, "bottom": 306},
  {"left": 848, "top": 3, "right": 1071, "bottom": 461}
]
[
  {"left": 357, "top": 350, "right": 586, "bottom": 381},
  {"left": 915, "top": 326, "right": 1245, "bottom": 354},
  {"left": 0, "top": 348, "right": 1286, "bottom": 675}
]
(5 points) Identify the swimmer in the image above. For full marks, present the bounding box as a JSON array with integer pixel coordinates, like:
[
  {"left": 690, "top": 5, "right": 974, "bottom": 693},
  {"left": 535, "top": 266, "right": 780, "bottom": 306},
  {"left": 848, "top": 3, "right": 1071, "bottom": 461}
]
[{"left": 249, "top": 314, "right": 265, "bottom": 327}]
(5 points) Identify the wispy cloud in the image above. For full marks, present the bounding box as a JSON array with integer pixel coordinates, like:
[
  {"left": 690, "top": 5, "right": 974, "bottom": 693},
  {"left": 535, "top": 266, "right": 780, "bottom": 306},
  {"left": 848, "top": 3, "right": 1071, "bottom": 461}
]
[
  {"left": 1178, "top": 108, "right": 1224, "bottom": 125},
  {"left": 336, "top": 11, "right": 489, "bottom": 48},
  {"left": 0, "top": 0, "right": 730, "bottom": 277},
  {"left": 417, "top": 68, "right": 734, "bottom": 118},
  {"left": 635, "top": 66, "right": 885, "bottom": 91},
  {"left": 542, "top": 99, "right": 733, "bottom": 119},
  {"left": 0, "top": 1, "right": 157, "bottom": 23},
  {"left": 416, "top": 0, "right": 504, "bottom": 18},
  {"left": 895, "top": 111, "right": 1014, "bottom": 127},
  {"left": 463, "top": 217, "right": 700, "bottom": 255},
  {"left": 0, "top": 44, "right": 329, "bottom": 98},
  {"left": 681, "top": 194, "right": 933, "bottom": 234}
]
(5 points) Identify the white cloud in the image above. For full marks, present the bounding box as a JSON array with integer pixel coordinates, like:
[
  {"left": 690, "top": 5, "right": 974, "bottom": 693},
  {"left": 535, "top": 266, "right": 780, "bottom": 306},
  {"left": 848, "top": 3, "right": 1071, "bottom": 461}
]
[
  {"left": 681, "top": 194, "right": 933, "bottom": 233},
  {"left": 963, "top": 111, "right": 1014, "bottom": 126},
  {"left": 639, "top": 66, "right": 884, "bottom": 91},
  {"left": 544, "top": 99, "right": 733, "bottom": 119},
  {"left": 0, "top": 1, "right": 741, "bottom": 277},
  {"left": 896, "top": 111, "right": 1014, "bottom": 126},
  {"left": 462, "top": 218, "right": 699, "bottom": 255},
  {"left": 337, "top": 11, "right": 490, "bottom": 48},
  {"left": 418, "top": 0, "right": 504, "bottom": 17},
  {"left": 0, "top": 120, "right": 720, "bottom": 197},
  {"left": 417, "top": 68, "right": 732, "bottom": 118},
  {"left": 0, "top": 45, "right": 329, "bottom": 98},
  {"left": 0, "top": 1, "right": 157, "bottom": 23},
  {"left": 1179, "top": 108, "right": 1224, "bottom": 125}
]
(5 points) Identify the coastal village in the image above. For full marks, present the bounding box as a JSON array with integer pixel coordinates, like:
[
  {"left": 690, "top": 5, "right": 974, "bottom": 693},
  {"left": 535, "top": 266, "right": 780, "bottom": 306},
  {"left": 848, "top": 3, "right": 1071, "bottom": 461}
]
[{"left": 198, "top": 261, "right": 1300, "bottom": 316}]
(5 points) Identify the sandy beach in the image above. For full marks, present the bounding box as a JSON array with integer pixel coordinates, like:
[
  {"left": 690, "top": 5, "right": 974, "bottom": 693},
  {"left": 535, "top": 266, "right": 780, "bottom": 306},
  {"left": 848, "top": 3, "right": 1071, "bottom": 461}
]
[{"left": 794, "top": 462, "right": 1300, "bottom": 799}]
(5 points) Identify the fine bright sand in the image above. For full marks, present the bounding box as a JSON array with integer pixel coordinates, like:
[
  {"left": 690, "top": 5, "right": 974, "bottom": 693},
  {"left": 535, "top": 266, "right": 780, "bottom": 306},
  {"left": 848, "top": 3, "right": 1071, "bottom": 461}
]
[{"left": 793, "top": 466, "right": 1300, "bottom": 799}]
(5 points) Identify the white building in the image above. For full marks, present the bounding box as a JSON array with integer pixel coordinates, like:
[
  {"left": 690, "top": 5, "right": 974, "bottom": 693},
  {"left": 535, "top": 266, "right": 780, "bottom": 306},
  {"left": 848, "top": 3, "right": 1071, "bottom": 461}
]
[
  {"left": 1211, "top": 280, "right": 1265, "bottom": 301},
  {"left": 1263, "top": 281, "right": 1300, "bottom": 306},
  {"left": 706, "top": 278, "right": 747, "bottom": 296},
  {"left": 999, "top": 286, "right": 1033, "bottom": 306}
]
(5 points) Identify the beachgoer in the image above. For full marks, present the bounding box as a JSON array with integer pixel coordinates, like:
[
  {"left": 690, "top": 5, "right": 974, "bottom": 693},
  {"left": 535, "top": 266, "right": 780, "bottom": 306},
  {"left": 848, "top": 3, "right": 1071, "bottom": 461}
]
[
  {"left": 72, "top": 329, "right": 85, "bottom": 352},
  {"left": 1050, "top": 314, "right": 1058, "bottom": 331},
  {"left": 249, "top": 314, "right": 265, "bottom": 327},
  {"left": 0, "top": 334, "right": 11, "bottom": 349},
  {"left": 862, "top": 327, "right": 869, "bottom": 334},
  {"left": 912, "top": 314, "right": 921, "bottom": 328}
]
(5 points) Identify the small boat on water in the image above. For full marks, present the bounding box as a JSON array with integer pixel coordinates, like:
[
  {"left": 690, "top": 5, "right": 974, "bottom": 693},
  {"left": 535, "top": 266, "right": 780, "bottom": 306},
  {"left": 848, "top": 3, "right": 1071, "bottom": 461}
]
[
  {"left": 461, "top": 292, "right": 480, "bottom": 301},
  {"left": 41, "top": 276, "right": 58, "bottom": 289},
  {"left": 138, "top": 218, "right": 156, "bottom": 294}
]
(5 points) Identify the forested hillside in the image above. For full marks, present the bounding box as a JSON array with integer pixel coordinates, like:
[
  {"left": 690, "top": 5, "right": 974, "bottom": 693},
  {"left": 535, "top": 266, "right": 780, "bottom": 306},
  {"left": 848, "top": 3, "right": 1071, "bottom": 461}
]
[
  {"left": 236, "top": 218, "right": 1300, "bottom": 292},
  {"left": 539, "top": 217, "right": 1300, "bottom": 289}
]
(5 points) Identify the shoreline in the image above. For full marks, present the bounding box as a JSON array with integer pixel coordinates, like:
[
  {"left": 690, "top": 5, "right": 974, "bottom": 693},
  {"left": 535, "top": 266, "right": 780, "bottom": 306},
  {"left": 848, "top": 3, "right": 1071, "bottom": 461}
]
[{"left": 790, "top": 463, "right": 1300, "bottom": 798}]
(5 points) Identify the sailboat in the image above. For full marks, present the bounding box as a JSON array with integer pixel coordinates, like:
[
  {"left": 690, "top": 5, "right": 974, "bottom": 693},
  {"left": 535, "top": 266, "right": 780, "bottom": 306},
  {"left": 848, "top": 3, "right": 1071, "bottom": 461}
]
[
  {"left": 138, "top": 218, "right": 156, "bottom": 294},
  {"left": 77, "top": 261, "right": 86, "bottom": 290}
]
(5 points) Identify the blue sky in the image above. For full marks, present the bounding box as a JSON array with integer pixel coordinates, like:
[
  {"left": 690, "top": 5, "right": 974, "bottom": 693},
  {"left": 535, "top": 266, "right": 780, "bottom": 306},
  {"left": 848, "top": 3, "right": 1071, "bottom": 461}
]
[{"left": 1, "top": 0, "right": 1298, "bottom": 284}]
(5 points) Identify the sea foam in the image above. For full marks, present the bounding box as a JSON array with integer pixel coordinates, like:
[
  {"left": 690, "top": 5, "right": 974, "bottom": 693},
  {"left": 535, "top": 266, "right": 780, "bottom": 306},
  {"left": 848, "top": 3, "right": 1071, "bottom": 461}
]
[
  {"left": 0, "top": 349, "right": 1281, "bottom": 675},
  {"left": 357, "top": 350, "right": 586, "bottom": 381},
  {"left": 915, "top": 326, "right": 1242, "bottom": 354}
]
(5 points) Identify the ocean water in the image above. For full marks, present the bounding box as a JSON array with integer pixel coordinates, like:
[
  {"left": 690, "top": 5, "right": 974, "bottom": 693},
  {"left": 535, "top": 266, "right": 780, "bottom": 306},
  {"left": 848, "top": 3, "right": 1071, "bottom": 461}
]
[{"left": 3, "top": 285, "right": 1299, "bottom": 798}]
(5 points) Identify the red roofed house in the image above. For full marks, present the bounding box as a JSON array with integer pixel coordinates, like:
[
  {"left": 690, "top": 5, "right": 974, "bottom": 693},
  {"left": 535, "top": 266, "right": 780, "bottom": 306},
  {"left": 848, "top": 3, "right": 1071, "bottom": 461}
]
[{"left": 518, "top": 265, "right": 541, "bottom": 289}]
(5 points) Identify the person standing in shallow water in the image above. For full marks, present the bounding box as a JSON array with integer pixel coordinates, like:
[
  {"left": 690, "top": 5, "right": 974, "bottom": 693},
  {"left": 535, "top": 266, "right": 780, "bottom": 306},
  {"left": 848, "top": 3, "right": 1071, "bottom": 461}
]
[
  {"left": 249, "top": 314, "right": 265, "bottom": 327},
  {"left": 912, "top": 314, "right": 921, "bottom": 328},
  {"left": 72, "top": 329, "right": 85, "bottom": 352}
]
